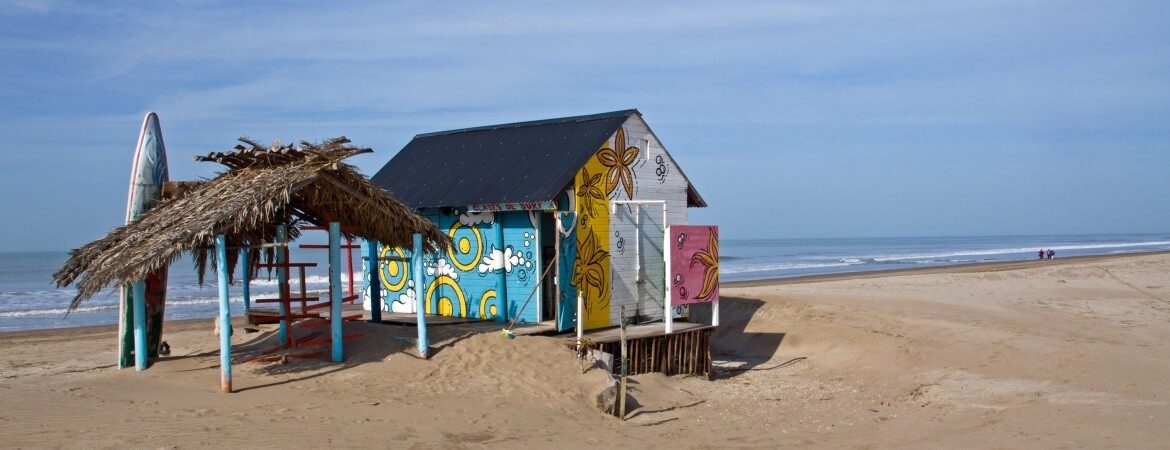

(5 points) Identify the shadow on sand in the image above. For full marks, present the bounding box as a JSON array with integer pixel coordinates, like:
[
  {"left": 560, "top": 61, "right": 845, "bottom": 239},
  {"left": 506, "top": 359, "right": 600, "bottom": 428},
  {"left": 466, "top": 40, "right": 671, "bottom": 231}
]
[
  {"left": 687, "top": 296, "right": 787, "bottom": 379},
  {"left": 167, "top": 318, "right": 505, "bottom": 392}
]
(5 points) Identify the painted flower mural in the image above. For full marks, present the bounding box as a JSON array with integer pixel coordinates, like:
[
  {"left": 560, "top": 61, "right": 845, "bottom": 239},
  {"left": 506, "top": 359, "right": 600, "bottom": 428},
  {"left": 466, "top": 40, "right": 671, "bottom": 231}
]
[
  {"left": 690, "top": 228, "right": 719, "bottom": 300},
  {"left": 597, "top": 127, "right": 640, "bottom": 200},
  {"left": 571, "top": 232, "right": 610, "bottom": 309},
  {"left": 577, "top": 166, "right": 606, "bottom": 220}
]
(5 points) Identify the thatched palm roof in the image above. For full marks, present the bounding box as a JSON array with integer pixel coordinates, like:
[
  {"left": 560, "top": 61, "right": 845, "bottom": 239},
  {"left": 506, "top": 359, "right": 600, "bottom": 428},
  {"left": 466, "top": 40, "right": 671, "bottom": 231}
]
[{"left": 54, "top": 137, "right": 450, "bottom": 309}]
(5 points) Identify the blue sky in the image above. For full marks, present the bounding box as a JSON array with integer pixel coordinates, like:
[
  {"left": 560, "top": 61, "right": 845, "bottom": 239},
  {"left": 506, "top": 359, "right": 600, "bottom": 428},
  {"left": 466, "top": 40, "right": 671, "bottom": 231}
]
[{"left": 1, "top": 1, "right": 1167, "bottom": 252}]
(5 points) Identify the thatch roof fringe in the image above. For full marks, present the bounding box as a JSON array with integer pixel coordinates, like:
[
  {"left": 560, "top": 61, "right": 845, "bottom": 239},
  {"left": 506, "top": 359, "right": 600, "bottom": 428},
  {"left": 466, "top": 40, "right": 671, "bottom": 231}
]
[{"left": 54, "top": 137, "right": 450, "bottom": 310}]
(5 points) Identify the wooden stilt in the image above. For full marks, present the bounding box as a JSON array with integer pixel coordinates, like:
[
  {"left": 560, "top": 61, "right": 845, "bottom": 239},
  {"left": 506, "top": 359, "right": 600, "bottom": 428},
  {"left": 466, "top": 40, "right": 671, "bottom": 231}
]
[
  {"left": 215, "top": 235, "right": 233, "bottom": 393},
  {"left": 683, "top": 331, "right": 692, "bottom": 374},
  {"left": 618, "top": 314, "right": 628, "bottom": 419},
  {"left": 241, "top": 245, "right": 251, "bottom": 314},
  {"left": 706, "top": 331, "right": 713, "bottom": 379},
  {"left": 328, "top": 222, "right": 344, "bottom": 363},
  {"left": 412, "top": 233, "right": 428, "bottom": 358},
  {"left": 670, "top": 334, "right": 675, "bottom": 375},
  {"left": 275, "top": 225, "right": 290, "bottom": 346},
  {"left": 366, "top": 239, "right": 381, "bottom": 323},
  {"left": 132, "top": 280, "right": 147, "bottom": 371}
]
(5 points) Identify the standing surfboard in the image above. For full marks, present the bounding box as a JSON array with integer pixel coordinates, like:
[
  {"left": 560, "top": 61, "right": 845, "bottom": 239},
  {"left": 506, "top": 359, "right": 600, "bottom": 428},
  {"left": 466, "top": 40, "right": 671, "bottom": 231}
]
[{"left": 118, "top": 112, "right": 170, "bottom": 368}]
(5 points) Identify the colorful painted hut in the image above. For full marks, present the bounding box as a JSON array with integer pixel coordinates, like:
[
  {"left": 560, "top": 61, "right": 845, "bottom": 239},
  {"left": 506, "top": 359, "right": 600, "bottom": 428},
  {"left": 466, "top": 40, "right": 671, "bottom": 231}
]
[{"left": 368, "top": 109, "right": 712, "bottom": 334}]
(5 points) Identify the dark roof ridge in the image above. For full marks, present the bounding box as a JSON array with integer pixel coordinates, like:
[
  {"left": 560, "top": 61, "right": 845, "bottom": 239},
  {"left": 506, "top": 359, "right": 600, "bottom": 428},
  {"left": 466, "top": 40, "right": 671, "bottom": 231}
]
[{"left": 414, "top": 109, "right": 639, "bottom": 138}]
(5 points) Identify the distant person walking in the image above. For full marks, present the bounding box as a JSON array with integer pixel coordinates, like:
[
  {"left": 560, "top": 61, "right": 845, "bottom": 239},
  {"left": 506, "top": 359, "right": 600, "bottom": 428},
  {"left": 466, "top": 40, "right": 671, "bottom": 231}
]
[
  {"left": 1047, "top": 249, "right": 1055, "bottom": 259},
  {"left": 1039, "top": 249, "right": 1045, "bottom": 260}
]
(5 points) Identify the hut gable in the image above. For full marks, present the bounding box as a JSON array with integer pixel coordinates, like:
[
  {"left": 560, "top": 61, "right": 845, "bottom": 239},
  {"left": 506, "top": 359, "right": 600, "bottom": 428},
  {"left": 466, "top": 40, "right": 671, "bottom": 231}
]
[
  {"left": 54, "top": 137, "right": 449, "bottom": 309},
  {"left": 574, "top": 114, "right": 694, "bottom": 327}
]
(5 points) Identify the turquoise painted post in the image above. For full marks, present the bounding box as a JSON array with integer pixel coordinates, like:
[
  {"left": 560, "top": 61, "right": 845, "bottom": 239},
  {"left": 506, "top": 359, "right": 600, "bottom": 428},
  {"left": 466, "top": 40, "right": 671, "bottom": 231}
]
[
  {"left": 365, "top": 239, "right": 381, "bottom": 323},
  {"left": 275, "top": 225, "right": 289, "bottom": 345},
  {"left": 215, "top": 234, "right": 233, "bottom": 393},
  {"left": 241, "top": 243, "right": 251, "bottom": 314},
  {"left": 493, "top": 218, "right": 508, "bottom": 324},
  {"left": 412, "top": 233, "right": 428, "bottom": 358},
  {"left": 132, "top": 280, "right": 147, "bottom": 371},
  {"left": 329, "top": 222, "right": 343, "bottom": 362}
]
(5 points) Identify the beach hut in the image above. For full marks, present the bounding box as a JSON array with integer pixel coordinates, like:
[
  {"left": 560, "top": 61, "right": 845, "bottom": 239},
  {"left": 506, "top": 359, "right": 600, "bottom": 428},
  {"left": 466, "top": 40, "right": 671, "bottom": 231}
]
[
  {"left": 368, "top": 110, "right": 719, "bottom": 374},
  {"left": 54, "top": 137, "right": 449, "bottom": 391}
]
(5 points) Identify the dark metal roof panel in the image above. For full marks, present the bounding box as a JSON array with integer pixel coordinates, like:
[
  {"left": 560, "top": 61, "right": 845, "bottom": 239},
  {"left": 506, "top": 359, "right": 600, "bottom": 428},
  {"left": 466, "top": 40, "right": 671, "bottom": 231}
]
[{"left": 372, "top": 110, "right": 635, "bottom": 209}]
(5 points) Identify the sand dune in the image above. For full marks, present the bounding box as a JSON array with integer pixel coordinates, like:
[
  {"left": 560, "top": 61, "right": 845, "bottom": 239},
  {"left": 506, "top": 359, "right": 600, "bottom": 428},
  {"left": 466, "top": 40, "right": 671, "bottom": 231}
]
[{"left": 1, "top": 253, "right": 1168, "bottom": 447}]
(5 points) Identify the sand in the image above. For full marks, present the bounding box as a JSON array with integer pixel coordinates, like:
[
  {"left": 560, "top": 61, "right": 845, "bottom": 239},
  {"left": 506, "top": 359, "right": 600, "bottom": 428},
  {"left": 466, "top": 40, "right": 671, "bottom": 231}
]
[{"left": 1, "top": 253, "right": 1168, "bottom": 448}]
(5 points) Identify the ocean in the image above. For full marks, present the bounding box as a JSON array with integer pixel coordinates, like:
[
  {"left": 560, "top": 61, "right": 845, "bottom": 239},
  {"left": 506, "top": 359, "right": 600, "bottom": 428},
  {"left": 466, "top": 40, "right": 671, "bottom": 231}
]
[{"left": 1, "top": 233, "right": 1167, "bottom": 332}]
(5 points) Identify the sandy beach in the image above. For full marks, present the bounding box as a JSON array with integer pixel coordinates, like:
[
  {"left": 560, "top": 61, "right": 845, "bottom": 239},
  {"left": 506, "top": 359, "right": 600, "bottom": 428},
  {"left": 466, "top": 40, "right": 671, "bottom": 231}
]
[{"left": 2, "top": 252, "right": 1168, "bottom": 448}]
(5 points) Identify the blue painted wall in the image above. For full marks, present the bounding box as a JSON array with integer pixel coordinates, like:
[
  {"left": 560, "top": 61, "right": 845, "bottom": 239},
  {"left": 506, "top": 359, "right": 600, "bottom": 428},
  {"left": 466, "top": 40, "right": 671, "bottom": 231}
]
[{"left": 370, "top": 209, "right": 541, "bottom": 324}]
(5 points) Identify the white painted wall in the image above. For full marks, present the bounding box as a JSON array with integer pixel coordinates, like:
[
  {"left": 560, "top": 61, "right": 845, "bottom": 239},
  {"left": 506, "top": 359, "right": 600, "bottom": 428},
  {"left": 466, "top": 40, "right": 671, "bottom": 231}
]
[{"left": 608, "top": 115, "right": 690, "bottom": 324}]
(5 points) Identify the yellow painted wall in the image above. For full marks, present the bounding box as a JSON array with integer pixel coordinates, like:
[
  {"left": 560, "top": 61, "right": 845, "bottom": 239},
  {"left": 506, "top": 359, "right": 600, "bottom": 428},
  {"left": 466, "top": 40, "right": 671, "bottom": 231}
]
[{"left": 573, "top": 152, "right": 612, "bottom": 330}]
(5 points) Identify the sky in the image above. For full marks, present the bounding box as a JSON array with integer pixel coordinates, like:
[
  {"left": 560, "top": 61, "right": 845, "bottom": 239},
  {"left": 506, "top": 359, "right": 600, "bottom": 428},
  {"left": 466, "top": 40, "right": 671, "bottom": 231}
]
[{"left": 0, "top": 1, "right": 1167, "bottom": 252}]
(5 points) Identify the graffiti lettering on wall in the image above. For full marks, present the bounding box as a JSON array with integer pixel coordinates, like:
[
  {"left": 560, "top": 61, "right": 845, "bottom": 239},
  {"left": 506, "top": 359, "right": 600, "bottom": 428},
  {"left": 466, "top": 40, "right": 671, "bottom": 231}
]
[
  {"left": 655, "top": 154, "right": 669, "bottom": 183},
  {"left": 468, "top": 201, "right": 557, "bottom": 212},
  {"left": 668, "top": 225, "right": 719, "bottom": 305}
]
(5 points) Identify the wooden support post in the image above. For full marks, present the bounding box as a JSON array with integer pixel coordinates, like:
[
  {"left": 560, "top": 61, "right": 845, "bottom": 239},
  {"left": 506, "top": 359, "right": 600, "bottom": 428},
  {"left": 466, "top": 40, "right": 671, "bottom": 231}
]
[
  {"left": 346, "top": 237, "right": 355, "bottom": 299},
  {"left": 575, "top": 292, "right": 584, "bottom": 349},
  {"left": 329, "top": 222, "right": 343, "bottom": 363},
  {"left": 412, "top": 233, "right": 429, "bottom": 358},
  {"left": 619, "top": 308, "right": 628, "bottom": 419},
  {"left": 666, "top": 334, "right": 672, "bottom": 375},
  {"left": 298, "top": 266, "right": 308, "bottom": 313},
  {"left": 664, "top": 226, "right": 673, "bottom": 335},
  {"left": 493, "top": 218, "right": 508, "bottom": 323},
  {"left": 275, "top": 225, "right": 290, "bottom": 345},
  {"left": 132, "top": 280, "right": 147, "bottom": 371},
  {"left": 241, "top": 244, "right": 251, "bottom": 314},
  {"left": 366, "top": 239, "right": 381, "bottom": 323},
  {"left": 553, "top": 212, "right": 561, "bottom": 330},
  {"left": 215, "top": 235, "right": 233, "bottom": 393},
  {"left": 706, "top": 331, "right": 713, "bottom": 379}
]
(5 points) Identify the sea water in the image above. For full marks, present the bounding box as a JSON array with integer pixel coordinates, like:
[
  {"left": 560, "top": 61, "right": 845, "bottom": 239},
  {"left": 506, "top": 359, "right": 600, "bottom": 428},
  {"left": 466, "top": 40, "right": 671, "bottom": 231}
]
[
  {"left": 1, "top": 233, "right": 1167, "bottom": 332},
  {"left": 0, "top": 249, "right": 365, "bottom": 332},
  {"left": 721, "top": 233, "right": 1170, "bottom": 281}
]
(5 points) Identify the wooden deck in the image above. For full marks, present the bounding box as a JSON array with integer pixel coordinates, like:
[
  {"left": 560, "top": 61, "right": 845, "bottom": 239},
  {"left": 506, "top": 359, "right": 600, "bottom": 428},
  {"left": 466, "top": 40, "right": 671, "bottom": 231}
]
[
  {"left": 577, "top": 321, "right": 711, "bottom": 344},
  {"left": 508, "top": 320, "right": 558, "bottom": 336},
  {"left": 578, "top": 321, "right": 714, "bottom": 378}
]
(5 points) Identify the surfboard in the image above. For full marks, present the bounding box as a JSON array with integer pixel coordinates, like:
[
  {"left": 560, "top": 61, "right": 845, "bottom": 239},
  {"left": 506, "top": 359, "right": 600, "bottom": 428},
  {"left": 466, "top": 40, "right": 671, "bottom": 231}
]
[{"left": 118, "top": 112, "right": 170, "bottom": 368}]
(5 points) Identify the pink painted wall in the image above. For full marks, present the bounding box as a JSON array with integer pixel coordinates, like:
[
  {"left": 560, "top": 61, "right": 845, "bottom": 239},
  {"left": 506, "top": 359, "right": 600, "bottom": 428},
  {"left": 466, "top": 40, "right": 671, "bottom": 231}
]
[{"left": 668, "top": 225, "right": 719, "bottom": 305}]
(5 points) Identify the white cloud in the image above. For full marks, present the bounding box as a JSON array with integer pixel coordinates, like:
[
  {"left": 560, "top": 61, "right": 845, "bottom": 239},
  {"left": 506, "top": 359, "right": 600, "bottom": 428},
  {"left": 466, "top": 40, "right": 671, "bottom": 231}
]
[
  {"left": 425, "top": 258, "right": 458, "bottom": 280},
  {"left": 459, "top": 211, "right": 495, "bottom": 227},
  {"left": 478, "top": 245, "right": 528, "bottom": 274}
]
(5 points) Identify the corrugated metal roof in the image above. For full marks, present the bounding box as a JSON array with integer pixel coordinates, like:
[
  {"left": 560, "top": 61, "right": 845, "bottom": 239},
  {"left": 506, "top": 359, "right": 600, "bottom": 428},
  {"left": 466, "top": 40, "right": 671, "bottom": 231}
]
[
  {"left": 372, "top": 109, "right": 707, "bottom": 209},
  {"left": 372, "top": 110, "right": 636, "bottom": 210}
]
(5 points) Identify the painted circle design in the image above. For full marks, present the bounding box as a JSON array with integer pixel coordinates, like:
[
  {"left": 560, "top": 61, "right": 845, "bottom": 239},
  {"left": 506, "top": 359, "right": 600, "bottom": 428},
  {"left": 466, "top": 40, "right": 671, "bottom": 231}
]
[
  {"left": 379, "top": 246, "right": 408, "bottom": 291},
  {"left": 424, "top": 275, "right": 467, "bottom": 317},
  {"left": 478, "top": 289, "right": 498, "bottom": 319},
  {"left": 446, "top": 221, "right": 483, "bottom": 272}
]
